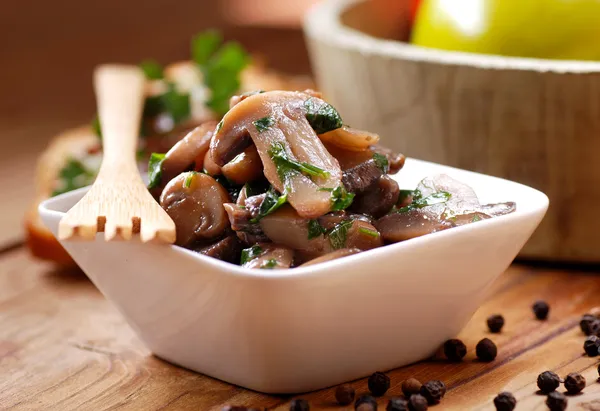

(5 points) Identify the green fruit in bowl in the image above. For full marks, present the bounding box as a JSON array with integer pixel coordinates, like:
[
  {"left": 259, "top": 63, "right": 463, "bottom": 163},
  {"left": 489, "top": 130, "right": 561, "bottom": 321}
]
[{"left": 410, "top": 0, "right": 600, "bottom": 61}]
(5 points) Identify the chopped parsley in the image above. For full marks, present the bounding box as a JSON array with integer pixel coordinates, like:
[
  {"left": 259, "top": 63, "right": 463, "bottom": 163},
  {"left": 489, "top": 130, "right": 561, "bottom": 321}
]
[
  {"left": 328, "top": 220, "right": 353, "bottom": 250},
  {"left": 216, "top": 119, "right": 224, "bottom": 133},
  {"left": 358, "top": 227, "right": 380, "bottom": 238},
  {"left": 160, "top": 83, "right": 191, "bottom": 124},
  {"left": 261, "top": 259, "right": 278, "bottom": 269},
  {"left": 304, "top": 97, "right": 343, "bottom": 134},
  {"left": 250, "top": 187, "right": 288, "bottom": 223},
  {"left": 91, "top": 115, "right": 102, "bottom": 138},
  {"left": 321, "top": 185, "right": 355, "bottom": 211},
  {"left": 253, "top": 116, "right": 275, "bottom": 133},
  {"left": 183, "top": 171, "right": 197, "bottom": 188},
  {"left": 52, "top": 158, "right": 97, "bottom": 197},
  {"left": 241, "top": 245, "right": 263, "bottom": 265},
  {"left": 139, "top": 59, "right": 164, "bottom": 80},
  {"left": 268, "top": 142, "right": 330, "bottom": 184},
  {"left": 472, "top": 214, "right": 482, "bottom": 222},
  {"left": 192, "top": 31, "right": 250, "bottom": 116},
  {"left": 397, "top": 190, "right": 452, "bottom": 213},
  {"left": 398, "top": 189, "right": 415, "bottom": 205},
  {"left": 147, "top": 153, "right": 166, "bottom": 189},
  {"left": 373, "top": 153, "right": 389, "bottom": 173},
  {"left": 307, "top": 219, "right": 326, "bottom": 240}
]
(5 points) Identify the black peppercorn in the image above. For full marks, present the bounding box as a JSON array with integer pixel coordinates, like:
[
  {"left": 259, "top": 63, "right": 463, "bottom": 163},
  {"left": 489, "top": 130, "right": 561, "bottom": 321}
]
[
  {"left": 368, "top": 372, "right": 391, "bottom": 397},
  {"left": 419, "top": 380, "right": 446, "bottom": 405},
  {"left": 537, "top": 371, "right": 561, "bottom": 393},
  {"left": 443, "top": 339, "right": 467, "bottom": 362},
  {"left": 335, "top": 384, "right": 356, "bottom": 406},
  {"left": 493, "top": 392, "right": 516, "bottom": 411},
  {"left": 583, "top": 335, "right": 600, "bottom": 356},
  {"left": 487, "top": 314, "right": 505, "bottom": 333},
  {"left": 590, "top": 319, "right": 600, "bottom": 336},
  {"left": 563, "top": 372, "right": 586, "bottom": 395},
  {"left": 476, "top": 338, "right": 498, "bottom": 362},
  {"left": 407, "top": 394, "right": 428, "bottom": 411},
  {"left": 355, "top": 395, "right": 378, "bottom": 411},
  {"left": 386, "top": 397, "right": 408, "bottom": 411},
  {"left": 546, "top": 391, "right": 568, "bottom": 411},
  {"left": 580, "top": 314, "right": 596, "bottom": 335},
  {"left": 532, "top": 300, "right": 550, "bottom": 320},
  {"left": 289, "top": 399, "right": 309, "bottom": 411},
  {"left": 402, "top": 378, "right": 422, "bottom": 397}
]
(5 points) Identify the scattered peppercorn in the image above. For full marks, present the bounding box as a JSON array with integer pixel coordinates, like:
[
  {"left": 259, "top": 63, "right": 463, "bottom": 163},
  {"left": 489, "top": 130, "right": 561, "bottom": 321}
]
[
  {"left": 407, "top": 394, "right": 428, "bottom": 411},
  {"left": 386, "top": 397, "right": 408, "bottom": 411},
  {"left": 546, "top": 391, "right": 568, "bottom": 411},
  {"left": 583, "top": 335, "right": 600, "bottom": 357},
  {"left": 580, "top": 314, "right": 596, "bottom": 335},
  {"left": 368, "top": 372, "right": 391, "bottom": 397},
  {"left": 402, "top": 378, "right": 422, "bottom": 397},
  {"left": 355, "top": 395, "right": 378, "bottom": 411},
  {"left": 493, "top": 392, "right": 516, "bottom": 411},
  {"left": 590, "top": 319, "right": 600, "bottom": 336},
  {"left": 289, "top": 399, "right": 309, "bottom": 411},
  {"left": 537, "top": 371, "right": 561, "bottom": 393},
  {"left": 487, "top": 314, "right": 505, "bottom": 333},
  {"left": 563, "top": 372, "right": 586, "bottom": 395},
  {"left": 476, "top": 338, "right": 498, "bottom": 362},
  {"left": 533, "top": 300, "right": 550, "bottom": 320},
  {"left": 419, "top": 380, "right": 446, "bottom": 405},
  {"left": 335, "top": 384, "right": 355, "bottom": 406},
  {"left": 443, "top": 339, "right": 467, "bottom": 362}
]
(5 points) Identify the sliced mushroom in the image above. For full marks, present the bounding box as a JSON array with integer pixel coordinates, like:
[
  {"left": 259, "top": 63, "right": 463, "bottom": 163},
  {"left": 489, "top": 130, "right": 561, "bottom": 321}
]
[
  {"left": 221, "top": 145, "right": 263, "bottom": 185},
  {"left": 160, "top": 172, "right": 230, "bottom": 246},
  {"left": 322, "top": 141, "right": 375, "bottom": 170},
  {"left": 203, "top": 149, "right": 222, "bottom": 175},
  {"left": 210, "top": 90, "right": 343, "bottom": 218},
  {"left": 195, "top": 234, "right": 242, "bottom": 264},
  {"left": 342, "top": 159, "right": 384, "bottom": 194},
  {"left": 242, "top": 243, "right": 294, "bottom": 269},
  {"left": 375, "top": 208, "right": 454, "bottom": 242},
  {"left": 300, "top": 248, "right": 362, "bottom": 267},
  {"left": 223, "top": 203, "right": 268, "bottom": 245},
  {"left": 350, "top": 175, "right": 400, "bottom": 218},
  {"left": 319, "top": 126, "right": 380, "bottom": 152}
]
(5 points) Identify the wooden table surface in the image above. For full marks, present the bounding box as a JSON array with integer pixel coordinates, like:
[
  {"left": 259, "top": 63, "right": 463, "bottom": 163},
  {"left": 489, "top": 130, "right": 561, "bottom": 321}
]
[{"left": 2, "top": 22, "right": 600, "bottom": 411}]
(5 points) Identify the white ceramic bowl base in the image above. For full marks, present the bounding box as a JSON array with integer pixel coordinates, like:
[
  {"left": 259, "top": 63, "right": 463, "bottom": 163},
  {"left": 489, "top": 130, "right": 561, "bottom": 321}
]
[{"left": 39, "top": 158, "right": 548, "bottom": 394}]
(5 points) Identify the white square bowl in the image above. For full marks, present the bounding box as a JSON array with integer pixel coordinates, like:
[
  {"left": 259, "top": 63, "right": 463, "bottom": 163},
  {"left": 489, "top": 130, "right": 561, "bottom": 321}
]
[{"left": 39, "top": 158, "right": 548, "bottom": 394}]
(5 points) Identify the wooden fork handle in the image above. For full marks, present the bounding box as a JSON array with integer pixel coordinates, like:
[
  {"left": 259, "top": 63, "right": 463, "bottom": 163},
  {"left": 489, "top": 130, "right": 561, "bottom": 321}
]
[{"left": 93, "top": 65, "right": 146, "bottom": 176}]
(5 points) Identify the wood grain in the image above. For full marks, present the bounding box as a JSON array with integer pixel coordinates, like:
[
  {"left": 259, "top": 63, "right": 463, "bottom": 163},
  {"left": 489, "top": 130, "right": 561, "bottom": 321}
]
[
  {"left": 1, "top": 247, "right": 600, "bottom": 410},
  {"left": 304, "top": 0, "right": 600, "bottom": 263}
]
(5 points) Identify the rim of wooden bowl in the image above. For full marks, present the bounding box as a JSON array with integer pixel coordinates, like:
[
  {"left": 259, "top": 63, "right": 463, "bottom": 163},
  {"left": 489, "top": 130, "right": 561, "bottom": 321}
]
[{"left": 304, "top": 0, "right": 600, "bottom": 74}]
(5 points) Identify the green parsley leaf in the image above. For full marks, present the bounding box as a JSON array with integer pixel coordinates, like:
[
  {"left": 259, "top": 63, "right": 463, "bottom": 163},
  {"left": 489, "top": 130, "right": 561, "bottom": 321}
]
[
  {"left": 91, "top": 115, "right": 102, "bottom": 138},
  {"left": 304, "top": 97, "right": 343, "bottom": 134},
  {"left": 52, "top": 158, "right": 97, "bottom": 197},
  {"left": 192, "top": 30, "right": 223, "bottom": 66},
  {"left": 253, "top": 116, "right": 275, "bottom": 133},
  {"left": 240, "top": 245, "right": 263, "bottom": 265},
  {"left": 268, "top": 142, "right": 330, "bottom": 184},
  {"left": 147, "top": 153, "right": 166, "bottom": 189},
  {"left": 328, "top": 220, "right": 353, "bottom": 250},
  {"left": 261, "top": 259, "right": 278, "bottom": 269},
  {"left": 330, "top": 185, "right": 355, "bottom": 211},
  {"left": 308, "top": 219, "right": 326, "bottom": 240},
  {"left": 183, "top": 171, "right": 197, "bottom": 188},
  {"left": 161, "top": 83, "right": 191, "bottom": 124},
  {"left": 139, "top": 59, "right": 164, "bottom": 80},
  {"left": 472, "top": 214, "right": 482, "bottom": 222},
  {"left": 251, "top": 188, "right": 288, "bottom": 223},
  {"left": 373, "top": 153, "right": 389, "bottom": 173},
  {"left": 397, "top": 191, "right": 451, "bottom": 213},
  {"left": 358, "top": 227, "right": 380, "bottom": 238}
]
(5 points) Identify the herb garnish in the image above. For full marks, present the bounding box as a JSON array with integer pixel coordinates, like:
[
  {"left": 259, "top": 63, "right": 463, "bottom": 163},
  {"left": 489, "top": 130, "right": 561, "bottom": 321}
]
[
  {"left": 329, "top": 220, "right": 353, "bottom": 250},
  {"left": 319, "top": 186, "right": 355, "bottom": 211},
  {"left": 147, "top": 153, "right": 166, "bottom": 189},
  {"left": 397, "top": 189, "right": 415, "bottom": 205},
  {"left": 213, "top": 175, "right": 243, "bottom": 202},
  {"left": 472, "top": 214, "right": 482, "bottom": 222},
  {"left": 261, "top": 259, "right": 278, "bottom": 269},
  {"left": 253, "top": 116, "right": 275, "bottom": 133},
  {"left": 308, "top": 219, "right": 326, "bottom": 239},
  {"left": 373, "top": 153, "right": 389, "bottom": 173},
  {"left": 269, "top": 142, "right": 330, "bottom": 183},
  {"left": 358, "top": 227, "right": 380, "bottom": 238},
  {"left": 192, "top": 31, "right": 250, "bottom": 116},
  {"left": 250, "top": 187, "right": 288, "bottom": 223},
  {"left": 91, "top": 115, "right": 102, "bottom": 138},
  {"left": 52, "top": 158, "right": 97, "bottom": 197},
  {"left": 139, "top": 59, "right": 164, "bottom": 80},
  {"left": 183, "top": 171, "right": 197, "bottom": 188},
  {"left": 304, "top": 97, "right": 343, "bottom": 134},
  {"left": 397, "top": 190, "right": 451, "bottom": 213},
  {"left": 241, "top": 245, "right": 263, "bottom": 265}
]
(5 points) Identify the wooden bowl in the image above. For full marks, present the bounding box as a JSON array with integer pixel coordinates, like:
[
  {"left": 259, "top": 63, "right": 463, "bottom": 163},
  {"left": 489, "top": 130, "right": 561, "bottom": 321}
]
[{"left": 304, "top": 0, "right": 600, "bottom": 263}]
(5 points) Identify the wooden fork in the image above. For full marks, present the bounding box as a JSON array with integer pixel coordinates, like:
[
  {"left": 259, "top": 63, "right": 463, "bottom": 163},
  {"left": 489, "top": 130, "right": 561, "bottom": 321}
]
[{"left": 58, "top": 65, "right": 176, "bottom": 243}]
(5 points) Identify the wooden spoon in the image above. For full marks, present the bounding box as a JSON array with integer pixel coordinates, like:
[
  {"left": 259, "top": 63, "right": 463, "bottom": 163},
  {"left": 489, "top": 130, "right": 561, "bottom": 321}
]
[{"left": 58, "top": 64, "right": 176, "bottom": 243}]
